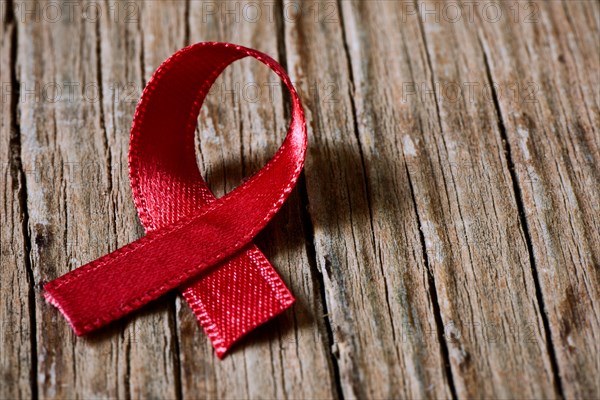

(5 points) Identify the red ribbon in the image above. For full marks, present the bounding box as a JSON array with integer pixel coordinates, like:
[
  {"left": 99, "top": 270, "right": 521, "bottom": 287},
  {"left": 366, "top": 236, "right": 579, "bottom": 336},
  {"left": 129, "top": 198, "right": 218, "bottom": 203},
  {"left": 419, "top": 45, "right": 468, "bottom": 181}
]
[{"left": 43, "top": 42, "right": 307, "bottom": 357}]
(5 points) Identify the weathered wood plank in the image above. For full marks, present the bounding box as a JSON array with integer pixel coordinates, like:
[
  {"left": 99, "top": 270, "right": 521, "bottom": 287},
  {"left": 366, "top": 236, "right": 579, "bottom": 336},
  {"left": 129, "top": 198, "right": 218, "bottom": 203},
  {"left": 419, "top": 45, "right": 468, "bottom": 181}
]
[
  {"left": 292, "top": 0, "right": 560, "bottom": 397},
  {"left": 13, "top": 0, "right": 175, "bottom": 397},
  {"left": 475, "top": 1, "right": 600, "bottom": 398},
  {"left": 99, "top": 1, "right": 181, "bottom": 398},
  {"left": 283, "top": 1, "right": 454, "bottom": 398},
  {"left": 175, "top": 1, "right": 336, "bottom": 398},
  {"left": 1, "top": 2, "right": 33, "bottom": 398},
  {"left": 17, "top": 5, "right": 116, "bottom": 397}
]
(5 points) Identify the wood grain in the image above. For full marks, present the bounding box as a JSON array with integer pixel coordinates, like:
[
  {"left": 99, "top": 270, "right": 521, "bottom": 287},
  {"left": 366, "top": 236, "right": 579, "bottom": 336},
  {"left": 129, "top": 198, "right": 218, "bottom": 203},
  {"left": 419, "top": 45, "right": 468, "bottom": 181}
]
[
  {"left": 283, "top": 1, "right": 452, "bottom": 398},
  {"left": 99, "top": 2, "right": 180, "bottom": 398},
  {"left": 476, "top": 2, "right": 600, "bottom": 398},
  {"left": 287, "top": 0, "right": 557, "bottom": 397},
  {"left": 180, "top": 2, "right": 336, "bottom": 398},
  {"left": 13, "top": 1, "right": 167, "bottom": 397},
  {"left": 1, "top": 3, "right": 33, "bottom": 398},
  {"left": 1, "top": 0, "right": 598, "bottom": 398}
]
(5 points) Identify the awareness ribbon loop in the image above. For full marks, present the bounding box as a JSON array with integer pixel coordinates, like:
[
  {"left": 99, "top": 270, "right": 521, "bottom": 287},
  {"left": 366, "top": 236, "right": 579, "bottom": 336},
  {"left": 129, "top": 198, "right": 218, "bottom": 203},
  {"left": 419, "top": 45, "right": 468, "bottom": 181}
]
[{"left": 43, "top": 42, "right": 307, "bottom": 357}]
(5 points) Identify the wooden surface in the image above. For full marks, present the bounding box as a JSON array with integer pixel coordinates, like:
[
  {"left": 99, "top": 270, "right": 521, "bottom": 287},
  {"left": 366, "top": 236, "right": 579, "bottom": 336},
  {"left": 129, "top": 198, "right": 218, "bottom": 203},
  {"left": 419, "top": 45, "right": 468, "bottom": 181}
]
[{"left": 1, "top": 1, "right": 598, "bottom": 399}]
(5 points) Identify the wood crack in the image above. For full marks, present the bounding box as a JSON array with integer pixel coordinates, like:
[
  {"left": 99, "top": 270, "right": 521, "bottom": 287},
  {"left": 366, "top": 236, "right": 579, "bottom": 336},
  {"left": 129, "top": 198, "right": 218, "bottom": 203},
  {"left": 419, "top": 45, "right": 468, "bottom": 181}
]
[
  {"left": 476, "top": 32, "right": 566, "bottom": 400},
  {"left": 403, "top": 158, "right": 458, "bottom": 400},
  {"left": 277, "top": 1, "right": 343, "bottom": 397},
  {"left": 411, "top": 4, "right": 459, "bottom": 398},
  {"left": 169, "top": 299, "right": 183, "bottom": 400},
  {"left": 183, "top": 0, "right": 190, "bottom": 46},
  {"left": 94, "top": 17, "right": 116, "bottom": 249},
  {"left": 336, "top": 1, "right": 404, "bottom": 392},
  {"left": 6, "top": 0, "right": 38, "bottom": 398},
  {"left": 297, "top": 172, "right": 343, "bottom": 400}
]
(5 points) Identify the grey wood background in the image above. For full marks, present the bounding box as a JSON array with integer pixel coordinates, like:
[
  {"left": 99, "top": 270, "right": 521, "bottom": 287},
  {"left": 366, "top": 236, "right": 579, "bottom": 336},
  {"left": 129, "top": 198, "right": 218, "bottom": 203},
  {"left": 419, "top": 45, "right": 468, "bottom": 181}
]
[{"left": 1, "top": 0, "right": 598, "bottom": 399}]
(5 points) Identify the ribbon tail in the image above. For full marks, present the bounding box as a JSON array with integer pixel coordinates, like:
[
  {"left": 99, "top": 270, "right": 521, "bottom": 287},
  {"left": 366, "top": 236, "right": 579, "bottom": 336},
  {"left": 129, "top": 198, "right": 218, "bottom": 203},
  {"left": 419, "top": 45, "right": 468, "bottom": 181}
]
[{"left": 182, "top": 245, "right": 294, "bottom": 358}]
